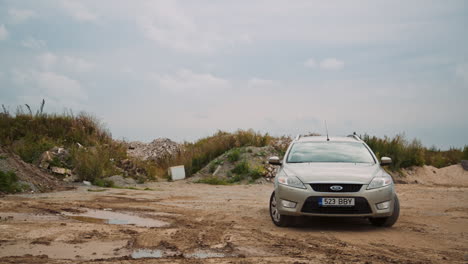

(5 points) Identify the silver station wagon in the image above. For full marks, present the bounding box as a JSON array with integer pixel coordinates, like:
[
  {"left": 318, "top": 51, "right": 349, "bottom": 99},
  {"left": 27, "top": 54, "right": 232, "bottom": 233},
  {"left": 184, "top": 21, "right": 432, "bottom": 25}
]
[{"left": 269, "top": 134, "right": 399, "bottom": 227}]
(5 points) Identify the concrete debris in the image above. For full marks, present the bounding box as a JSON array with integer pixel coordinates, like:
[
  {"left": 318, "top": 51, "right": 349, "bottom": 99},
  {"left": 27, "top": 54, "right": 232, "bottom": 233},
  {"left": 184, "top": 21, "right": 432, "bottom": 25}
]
[
  {"left": 103, "top": 175, "right": 137, "bottom": 187},
  {"left": 51, "top": 167, "right": 72, "bottom": 175},
  {"left": 126, "top": 138, "right": 181, "bottom": 164},
  {"left": 83, "top": 181, "right": 92, "bottom": 186},
  {"left": 168, "top": 165, "right": 186, "bottom": 181},
  {"left": 39, "top": 147, "right": 71, "bottom": 170}
]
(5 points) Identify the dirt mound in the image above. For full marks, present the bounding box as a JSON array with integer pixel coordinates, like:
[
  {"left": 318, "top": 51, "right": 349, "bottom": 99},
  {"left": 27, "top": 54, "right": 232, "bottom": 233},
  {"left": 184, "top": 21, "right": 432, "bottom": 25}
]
[
  {"left": 401, "top": 164, "right": 468, "bottom": 187},
  {"left": 126, "top": 138, "right": 181, "bottom": 163},
  {"left": 192, "top": 146, "right": 280, "bottom": 183},
  {"left": 0, "top": 147, "right": 66, "bottom": 193}
]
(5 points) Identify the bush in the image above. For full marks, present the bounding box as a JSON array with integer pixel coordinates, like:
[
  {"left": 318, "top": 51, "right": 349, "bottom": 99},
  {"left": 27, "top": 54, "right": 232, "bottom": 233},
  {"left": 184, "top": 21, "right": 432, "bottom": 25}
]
[
  {"left": 227, "top": 149, "right": 241, "bottom": 162},
  {"left": 0, "top": 170, "right": 25, "bottom": 193},
  {"left": 12, "top": 137, "right": 55, "bottom": 163},
  {"left": 250, "top": 166, "right": 266, "bottom": 180},
  {"left": 72, "top": 144, "right": 126, "bottom": 182},
  {"left": 231, "top": 160, "right": 250, "bottom": 175}
]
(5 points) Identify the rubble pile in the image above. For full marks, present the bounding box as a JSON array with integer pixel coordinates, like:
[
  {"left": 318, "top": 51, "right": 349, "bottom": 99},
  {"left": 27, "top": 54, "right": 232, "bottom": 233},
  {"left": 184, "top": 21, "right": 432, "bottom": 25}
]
[{"left": 126, "top": 138, "right": 181, "bottom": 164}]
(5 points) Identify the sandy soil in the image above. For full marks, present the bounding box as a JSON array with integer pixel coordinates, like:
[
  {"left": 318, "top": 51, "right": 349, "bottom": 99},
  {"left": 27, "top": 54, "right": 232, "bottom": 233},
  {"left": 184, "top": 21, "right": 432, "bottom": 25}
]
[{"left": 0, "top": 181, "right": 467, "bottom": 263}]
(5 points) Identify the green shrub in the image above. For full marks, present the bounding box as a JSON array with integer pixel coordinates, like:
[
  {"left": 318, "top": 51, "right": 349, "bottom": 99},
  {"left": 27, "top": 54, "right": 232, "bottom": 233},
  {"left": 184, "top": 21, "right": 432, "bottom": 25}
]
[
  {"left": 227, "top": 149, "right": 241, "bottom": 162},
  {"left": 13, "top": 137, "right": 55, "bottom": 163},
  {"left": 0, "top": 170, "right": 25, "bottom": 193},
  {"left": 71, "top": 144, "right": 126, "bottom": 182},
  {"left": 250, "top": 166, "right": 266, "bottom": 180},
  {"left": 231, "top": 160, "right": 250, "bottom": 175},
  {"left": 208, "top": 163, "right": 217, "bottom": 173}
]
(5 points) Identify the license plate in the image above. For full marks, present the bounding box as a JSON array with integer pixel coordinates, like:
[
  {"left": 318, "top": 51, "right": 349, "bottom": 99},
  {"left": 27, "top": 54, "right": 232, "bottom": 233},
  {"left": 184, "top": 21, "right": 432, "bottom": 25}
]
[{"left": 320, "top": 197, "right": 355, "bottom": 207}]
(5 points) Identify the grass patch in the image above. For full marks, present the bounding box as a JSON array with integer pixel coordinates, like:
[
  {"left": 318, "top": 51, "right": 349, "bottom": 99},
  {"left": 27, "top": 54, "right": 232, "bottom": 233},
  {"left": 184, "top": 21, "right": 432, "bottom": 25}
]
[
  {"left": 92, "top": 178, "right": 115, "bottom": 188},
  {"left": 195, "top": 177, "right": 230, "bottom": 185}
]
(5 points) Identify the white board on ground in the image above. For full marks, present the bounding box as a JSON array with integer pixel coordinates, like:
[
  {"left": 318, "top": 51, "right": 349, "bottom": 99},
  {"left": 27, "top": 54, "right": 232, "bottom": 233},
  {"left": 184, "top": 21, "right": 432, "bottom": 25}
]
[{"left": 169, "top": 165, "right": 186, "bottom": 181}]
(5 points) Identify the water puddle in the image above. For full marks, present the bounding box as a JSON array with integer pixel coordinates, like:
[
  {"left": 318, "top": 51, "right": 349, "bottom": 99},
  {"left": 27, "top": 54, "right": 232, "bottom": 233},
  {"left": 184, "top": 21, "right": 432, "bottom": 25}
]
[
  {"left": 130, "top": 248, "right": 234, "bottom": 259},
  {"left": 184, "top": 250, "right": 228, "bottom": 259},
  {"left": 131, "top": 249, "right": 163, "bottom": 259},
  {"left": 63, "top": 209, "right": 169, "bottom": 227}
]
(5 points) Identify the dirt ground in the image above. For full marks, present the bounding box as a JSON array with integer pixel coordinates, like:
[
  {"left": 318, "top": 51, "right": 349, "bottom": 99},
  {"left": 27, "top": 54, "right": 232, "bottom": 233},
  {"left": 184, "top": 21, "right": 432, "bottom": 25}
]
[{"left": 0, "top": 181, "right": 467, "bottom": 264}]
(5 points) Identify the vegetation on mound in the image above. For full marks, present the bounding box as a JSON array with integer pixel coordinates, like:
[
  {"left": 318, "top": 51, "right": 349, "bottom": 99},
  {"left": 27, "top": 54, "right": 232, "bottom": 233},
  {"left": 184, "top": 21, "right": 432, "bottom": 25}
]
[
  {"left": 167, "top": 130, "right": 272, "bottom": 177},
  {"left": 362, "top": 134, "right": 468, "bottom": 171},
  {"left": 2, "top": 101, "right": 467, "bottom": 185},
  {"left": 0, "top": 101, "right": 159, "bottom": 184},
  {"left": 0, "top": 170, "right": 28, "bottom": 193}
]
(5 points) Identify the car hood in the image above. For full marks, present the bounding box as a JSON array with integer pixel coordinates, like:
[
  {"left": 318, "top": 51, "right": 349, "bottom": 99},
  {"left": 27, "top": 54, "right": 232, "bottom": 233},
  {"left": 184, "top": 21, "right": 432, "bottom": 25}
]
[{"left": 282, "top": 163, "right": 383, "bottom": 184}]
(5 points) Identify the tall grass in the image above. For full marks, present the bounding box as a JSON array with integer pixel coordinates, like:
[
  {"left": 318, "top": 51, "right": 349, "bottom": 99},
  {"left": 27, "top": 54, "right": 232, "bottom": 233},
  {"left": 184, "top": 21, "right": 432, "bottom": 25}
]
[{"left": 362, "top": 134, "right": 466, "bottom": 171}]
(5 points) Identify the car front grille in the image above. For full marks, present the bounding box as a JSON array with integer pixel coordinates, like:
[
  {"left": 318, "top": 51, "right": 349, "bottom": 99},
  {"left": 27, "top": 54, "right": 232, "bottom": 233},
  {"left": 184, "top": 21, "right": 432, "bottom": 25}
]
[
  {"left": 310, "top": 184, "right": 362, "bottom": 193},
  {"left": 301, "top": 197, "right": 372, "bottom": 214}
]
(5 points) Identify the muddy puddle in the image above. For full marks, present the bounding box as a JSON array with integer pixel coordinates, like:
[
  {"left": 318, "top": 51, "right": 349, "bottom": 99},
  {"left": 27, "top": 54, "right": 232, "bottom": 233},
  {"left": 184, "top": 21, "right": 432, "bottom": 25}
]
[
  {"left": 63, "top": 209, "right": 169, "bottom": 227},
  {"left": 131, "top": 248, "right": 236, "bottom": 259}
]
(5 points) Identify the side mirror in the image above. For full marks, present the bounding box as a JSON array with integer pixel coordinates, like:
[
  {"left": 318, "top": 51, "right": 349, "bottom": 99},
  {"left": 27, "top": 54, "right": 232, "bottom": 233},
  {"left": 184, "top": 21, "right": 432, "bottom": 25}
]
[
  {"left": 268, "top": 156, "right": 282, "bottom": 166},
  {"left": 380, "top": 157, "right": 392, "bottom": 166}
]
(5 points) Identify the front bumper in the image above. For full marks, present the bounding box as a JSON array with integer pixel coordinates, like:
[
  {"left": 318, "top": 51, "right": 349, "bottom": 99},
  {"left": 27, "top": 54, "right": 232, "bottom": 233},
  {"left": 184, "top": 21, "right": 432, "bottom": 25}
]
[{"left": 275, "top": 183, "right": 395, "bottom": 217}]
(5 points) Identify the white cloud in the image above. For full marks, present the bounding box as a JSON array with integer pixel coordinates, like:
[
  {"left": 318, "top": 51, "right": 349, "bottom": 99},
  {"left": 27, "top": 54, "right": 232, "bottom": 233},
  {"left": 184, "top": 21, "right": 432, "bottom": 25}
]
[
  {"left": 304, "top": 58, "right": 317, "bottom": 68},
  {"left": 154, "top": 69, "right": 230, "bottom": 93},
  {"left": 247, "top": 78, "right": 280, "bottom": 90},
  {"left": 62, "top": 56, "right": 94, "bottom": 72},
  {"left": 8, "top": 8, "right": 36, "bottom": 24},
  {"left": 61, "top": 0, "right": 97, "bottom": 22},
  {"left": 21, "top": 37, "right": 46, "bottom": 49},
  {"left": 455, "top": 64, "right": 468, "bottom": 84},
  {"left": 37, "top": 52, "right": 58, "bottom": 70},
  {"left": 319, "top": 58, "right": 345, "bottom": 70},
  {"left": 11, "top": 69, "right": 87, "bottom": 101},
  {"left": 136, "top": 1, "right": 250, "bottom": 53},
  {"left": 37, "top": 52, "right": 94, "bottom": 72},
  {"left": 0, "top": 25, "right": 9, "bottom": 40}
]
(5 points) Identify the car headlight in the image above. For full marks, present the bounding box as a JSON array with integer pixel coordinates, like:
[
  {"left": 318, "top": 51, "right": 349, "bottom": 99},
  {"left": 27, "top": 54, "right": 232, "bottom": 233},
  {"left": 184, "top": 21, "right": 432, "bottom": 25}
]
[
  {"left": 277, "top": 173, "right": 306, "bottom": 189},
  {"left": 367, "top": 174, "right": 393, "bottom": 190}
]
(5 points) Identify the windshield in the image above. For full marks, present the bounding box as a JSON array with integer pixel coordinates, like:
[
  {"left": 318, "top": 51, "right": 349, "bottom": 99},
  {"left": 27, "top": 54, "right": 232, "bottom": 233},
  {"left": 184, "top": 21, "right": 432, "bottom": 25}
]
[{"left": 287, "top": 142, "right": 375, "bottom": 163}]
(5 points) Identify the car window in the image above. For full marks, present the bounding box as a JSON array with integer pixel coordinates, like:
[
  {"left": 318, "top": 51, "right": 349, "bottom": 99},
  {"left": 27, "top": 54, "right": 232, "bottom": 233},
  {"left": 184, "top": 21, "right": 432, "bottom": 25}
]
[{"left": 287, "top": 142, "right": 375, "bottom": 163}]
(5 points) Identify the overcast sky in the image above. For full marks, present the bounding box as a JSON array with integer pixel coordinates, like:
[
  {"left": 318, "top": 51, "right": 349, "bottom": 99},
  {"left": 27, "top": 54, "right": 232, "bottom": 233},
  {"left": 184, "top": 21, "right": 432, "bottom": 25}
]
[{"left": 0, "top": 0, "right": 467, "bottom": 149}]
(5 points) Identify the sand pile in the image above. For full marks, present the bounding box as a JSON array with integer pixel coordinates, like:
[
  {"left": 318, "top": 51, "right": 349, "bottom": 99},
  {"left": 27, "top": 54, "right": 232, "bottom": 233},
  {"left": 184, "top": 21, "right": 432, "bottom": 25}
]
[{"left": 402, "top": 165, "right": 468, "bottom": 187}]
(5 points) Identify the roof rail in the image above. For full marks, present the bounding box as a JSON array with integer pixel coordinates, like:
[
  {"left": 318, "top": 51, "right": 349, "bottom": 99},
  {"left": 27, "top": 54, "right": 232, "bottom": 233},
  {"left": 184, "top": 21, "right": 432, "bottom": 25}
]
[
  {"left": 294, "top": 134, "right": 302, "bottom": 140},
  {"left": 347, "top": 133, "right": 361, "bottom": 141}
]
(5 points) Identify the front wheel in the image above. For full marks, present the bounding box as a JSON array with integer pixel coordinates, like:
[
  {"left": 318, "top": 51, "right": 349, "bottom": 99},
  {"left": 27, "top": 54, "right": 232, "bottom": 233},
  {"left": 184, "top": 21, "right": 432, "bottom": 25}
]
[
  {"left": 270, "top": 191, "right": 293, "bottom": 227},
  {"left": 369, "top": 195, "right": 400, "bottom": 227}
]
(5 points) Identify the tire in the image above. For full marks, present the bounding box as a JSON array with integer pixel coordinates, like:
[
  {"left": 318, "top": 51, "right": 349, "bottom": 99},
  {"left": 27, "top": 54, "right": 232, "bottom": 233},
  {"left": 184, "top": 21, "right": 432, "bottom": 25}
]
[
  {"left": 270, "top": 191, "right": 293, "bottom": 227},
  {"left": 369, "top": 195, "right": 400, "bottom": 227}
]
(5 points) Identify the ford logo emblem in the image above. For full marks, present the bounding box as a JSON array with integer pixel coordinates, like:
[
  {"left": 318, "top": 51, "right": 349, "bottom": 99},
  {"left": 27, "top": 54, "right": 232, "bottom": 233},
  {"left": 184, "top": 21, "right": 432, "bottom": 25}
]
[{"left": 330, "top": 185, "right": 343, "bottom": 191}]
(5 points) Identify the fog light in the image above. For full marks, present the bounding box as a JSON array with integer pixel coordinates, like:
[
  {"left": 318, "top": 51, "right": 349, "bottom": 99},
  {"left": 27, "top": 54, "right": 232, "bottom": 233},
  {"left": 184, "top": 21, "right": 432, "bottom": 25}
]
[
  {"left": 376, "top": 201, "right": 391, "bottom": 210},
  {"left": 281, "top": 199, "right": 297, "bottom": 208}
]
